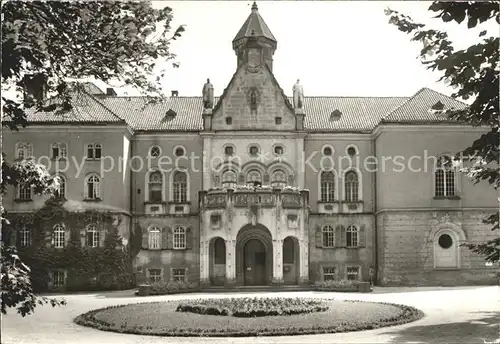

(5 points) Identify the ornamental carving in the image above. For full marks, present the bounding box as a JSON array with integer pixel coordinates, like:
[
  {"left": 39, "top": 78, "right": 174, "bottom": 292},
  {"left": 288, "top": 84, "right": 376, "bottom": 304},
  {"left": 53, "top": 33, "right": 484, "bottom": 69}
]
[{"left": 246, "top": 87, "right": 261, "bottom": 110}]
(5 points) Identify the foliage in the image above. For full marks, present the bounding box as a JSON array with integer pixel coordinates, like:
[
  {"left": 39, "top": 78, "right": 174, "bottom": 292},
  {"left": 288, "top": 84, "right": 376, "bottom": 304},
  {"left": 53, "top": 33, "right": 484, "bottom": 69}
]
[
  {"left": 385, "top": 2, "right": 499, "bottom": 262},
  {"left": 146, "top": 280, "right": 199, "bottom": 296},
  {"left": 2, "top": 1, "right": 184, "bottom": 129},
  {"left": 74, "top": 300, "right": 423, "bottom": 337},
  {"left": 314, "top": 279, "right": 365, "bottom": 292},
  {"left": 175, "top": 297, "right": 329, "bottom": 317},
  {"left": 5, "top": 198, "right": 133, "bottom": 293},
  {"left": 1, "top": 243, "right": 67, "bottom": 316}
]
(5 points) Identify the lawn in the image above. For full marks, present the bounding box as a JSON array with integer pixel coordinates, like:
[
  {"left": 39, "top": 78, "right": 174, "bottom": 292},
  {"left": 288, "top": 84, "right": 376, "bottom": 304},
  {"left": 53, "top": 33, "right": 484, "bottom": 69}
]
[{"left": 75, "top": 298, "right": 424, "bottom": 337}]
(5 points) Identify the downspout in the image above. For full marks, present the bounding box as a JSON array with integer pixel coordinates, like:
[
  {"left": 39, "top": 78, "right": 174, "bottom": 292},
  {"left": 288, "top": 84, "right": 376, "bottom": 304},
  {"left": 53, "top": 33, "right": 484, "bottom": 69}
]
[{"left": 372, "top": 134, "right": 379, "bottom": 286}]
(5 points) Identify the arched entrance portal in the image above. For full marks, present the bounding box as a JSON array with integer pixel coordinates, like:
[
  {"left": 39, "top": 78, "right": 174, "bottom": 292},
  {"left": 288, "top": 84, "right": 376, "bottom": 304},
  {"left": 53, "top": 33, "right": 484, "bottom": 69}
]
[{"left": 236, "top": 224, "right": 273, "bottom": 286}]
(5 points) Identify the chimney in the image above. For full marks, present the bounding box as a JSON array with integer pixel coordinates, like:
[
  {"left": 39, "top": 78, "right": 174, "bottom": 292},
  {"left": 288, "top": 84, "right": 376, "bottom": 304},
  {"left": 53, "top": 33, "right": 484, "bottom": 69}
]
[
  {"left": 171, "top": 90, "right": 179, "bottom": 97},
  {"left": 106, "top": 88, "right": 117, "bottom": 96}
]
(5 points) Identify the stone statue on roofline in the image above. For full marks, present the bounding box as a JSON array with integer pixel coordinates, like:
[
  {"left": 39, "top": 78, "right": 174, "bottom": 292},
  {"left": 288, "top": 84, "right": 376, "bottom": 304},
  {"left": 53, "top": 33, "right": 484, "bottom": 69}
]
[
  {"left": 292, "top": 79, "right": 304, "bottom": 109},
  {"left": 202, "top": 78, "right": 214, "bottom": 109}
]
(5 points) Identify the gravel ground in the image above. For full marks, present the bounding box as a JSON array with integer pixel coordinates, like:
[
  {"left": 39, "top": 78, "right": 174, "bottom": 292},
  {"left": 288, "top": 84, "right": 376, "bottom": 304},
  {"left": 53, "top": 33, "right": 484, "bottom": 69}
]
[{"left": 2, "top": 286, "right": 499, "bottom": 344}]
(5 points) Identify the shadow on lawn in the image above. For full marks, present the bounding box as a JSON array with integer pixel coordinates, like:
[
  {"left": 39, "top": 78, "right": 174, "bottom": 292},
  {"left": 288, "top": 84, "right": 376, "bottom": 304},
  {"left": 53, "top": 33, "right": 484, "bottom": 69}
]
[{"left": 383, "top": 311, "right": 500, "bottom": 344}]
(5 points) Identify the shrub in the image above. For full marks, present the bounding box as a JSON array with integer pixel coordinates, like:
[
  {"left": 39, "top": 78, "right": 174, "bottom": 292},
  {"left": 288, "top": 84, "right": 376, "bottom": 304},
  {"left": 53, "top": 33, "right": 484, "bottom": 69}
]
[
  {"left": 175, "top": 297, "right": 329, "bottom": 317},
  {"left": 147, "top": 280, "right": 199, "bottom": 295},
  {"left": 314, "top": 279, "right": 362, "bottom": 292}
]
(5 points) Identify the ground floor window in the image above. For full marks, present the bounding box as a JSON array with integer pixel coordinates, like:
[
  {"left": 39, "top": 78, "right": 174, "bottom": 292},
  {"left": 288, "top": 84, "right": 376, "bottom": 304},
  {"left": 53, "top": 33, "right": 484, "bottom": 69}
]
[
  {"left": 52, "top": 271, "right": 65, "bottom": 288},
  {"left": 172, "top": 268, "right": 186, "bottom": 282},
  {"left": 346, "top": 266, "right": 360, "bottom": 281},
  {"left": 323, "top": 267, "right": 336, "bottom": 281},
  {"left": 148, "top": 268, "right": 162, "bottom": 283}
]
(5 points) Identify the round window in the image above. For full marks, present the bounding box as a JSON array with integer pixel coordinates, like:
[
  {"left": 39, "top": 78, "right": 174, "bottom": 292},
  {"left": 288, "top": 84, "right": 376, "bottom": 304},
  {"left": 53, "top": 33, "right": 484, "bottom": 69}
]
[
  {"left": 323, "top": 146, "right": 333, "bottom": 156},
  {"left": 438, "top": 234, "right": 453, "bottom": 249},
  {"left": 174, "top": 147, "right": 185, "bottom": 157}
]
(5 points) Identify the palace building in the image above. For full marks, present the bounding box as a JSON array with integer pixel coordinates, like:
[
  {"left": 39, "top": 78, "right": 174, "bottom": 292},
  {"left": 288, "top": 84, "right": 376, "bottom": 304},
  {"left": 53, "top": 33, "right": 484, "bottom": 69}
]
[{"left": 3, "top": 3, "right": 498, "bottom": 289}]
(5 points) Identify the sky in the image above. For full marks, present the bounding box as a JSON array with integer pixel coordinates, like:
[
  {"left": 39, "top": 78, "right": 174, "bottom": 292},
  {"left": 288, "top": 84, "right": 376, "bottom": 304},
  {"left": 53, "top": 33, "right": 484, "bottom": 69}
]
[{"left": 93, "top": 1, "right": 494, "bottom": 99}]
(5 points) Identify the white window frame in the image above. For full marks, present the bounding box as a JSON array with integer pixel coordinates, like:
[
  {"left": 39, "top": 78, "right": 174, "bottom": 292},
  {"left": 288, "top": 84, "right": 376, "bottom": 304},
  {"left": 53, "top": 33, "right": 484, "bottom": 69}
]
[
  {"left": 345, "top": 266, "right": 361, "bottom": 281},
  {"left": 56, "top": 174, "right": 67, "bottom": 199},
  {"left": 15, "top": 142, "right": 33, "bottom": 160},
  {"left": 173, "top": 226, "right": 186, "bottom": 249},
  {"left": 323, "top": 266, "right": 336, "bottom": 281},
  {"left": 343, "top": 168, "right": 362, "bottom": 202},
  {"left": 53, "top": 224, "right": 65, "bottom": 248},
  {"left": 148, "top": 268, "right": 163, "bottom": 283},
  {"left": 322, "top": 144, "right": 335, "bottom": 156},
  {"left": 319, "top": 170, "right": 336, "bottom": 202},
  {"left": 172, "top": 170, "right": 188, "bottom": 203},
  {"left": 434, "top": 154, "right": 457, "bottom": 197},
  {"left": 51, "top": 142, "right": 68, "bottom": 159},
  {"left": 148, "top": 226, "right": 161, "bottom": 250},
  {"left": 322, "top": 225, "right": 335, "bottom": 248},
  {"left": 172, "top": 268, "right": 186, "bottom": 282},
  {"left": 17, "top": 184, "right": 32, "bottom": 201},
  {"left": 86, "top": 143, "right": 102, "bottom": 160},
  {"left": 345, "top": 144, "right": 359, "bottom": 157},
  {"left": 221, "top": 170, "right": 237, "bottom": 189},
  {"left": 271, "top": 169, "right": 287, "bottom": 189},
  {"left": 19, "top": 225, "right": 31, "bottom": 247},
  {"left": 85, "top": 174, "right": 101, "bottom": 200},
  {"left": 51, "top": 270, "right": 66, "bottom": 288},
  {"left": 86, "top": 224, "right": 100, "bottom": 248},
  {"left": 149, "top": 145, "right": 162, "bottom": 158}
]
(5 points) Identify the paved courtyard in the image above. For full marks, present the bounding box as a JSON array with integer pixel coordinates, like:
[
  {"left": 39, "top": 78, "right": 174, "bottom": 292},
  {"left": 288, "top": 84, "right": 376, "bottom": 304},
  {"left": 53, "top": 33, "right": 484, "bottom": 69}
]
[{"left": 2, "top": 286, "right": 499, "bottom": 344}]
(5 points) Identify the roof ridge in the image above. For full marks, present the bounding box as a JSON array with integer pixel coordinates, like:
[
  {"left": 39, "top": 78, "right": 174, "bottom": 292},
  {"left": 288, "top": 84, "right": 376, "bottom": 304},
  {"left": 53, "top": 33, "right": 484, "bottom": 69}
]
[
  {"left": 382, "top": 87, "right": 426, "bottom": 121},
  {"left": 420, "top": 87, "right": 469, "bottom": 106}
]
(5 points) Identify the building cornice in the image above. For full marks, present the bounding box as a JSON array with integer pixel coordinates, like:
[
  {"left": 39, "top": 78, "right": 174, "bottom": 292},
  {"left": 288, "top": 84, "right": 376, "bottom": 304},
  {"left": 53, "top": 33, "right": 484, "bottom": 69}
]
[
  {"left": 376, "top": 207, "right": 498, "bottom": 215},
  {"left": 372, "top": 123, "right": 489, "bottom": 139}
]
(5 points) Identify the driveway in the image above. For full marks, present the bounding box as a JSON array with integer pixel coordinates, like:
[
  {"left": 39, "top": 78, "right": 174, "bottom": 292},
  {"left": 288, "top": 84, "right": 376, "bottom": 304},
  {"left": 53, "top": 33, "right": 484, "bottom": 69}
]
[{"left": 2, "top": 286, "right": 499, "bottom": 344}]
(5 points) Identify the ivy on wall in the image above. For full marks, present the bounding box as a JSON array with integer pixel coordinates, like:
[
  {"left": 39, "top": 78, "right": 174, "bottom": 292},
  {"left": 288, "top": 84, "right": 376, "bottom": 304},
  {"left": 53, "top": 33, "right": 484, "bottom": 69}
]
[{"left": 4, "top": 198, "right": 134, "bottom": 292}]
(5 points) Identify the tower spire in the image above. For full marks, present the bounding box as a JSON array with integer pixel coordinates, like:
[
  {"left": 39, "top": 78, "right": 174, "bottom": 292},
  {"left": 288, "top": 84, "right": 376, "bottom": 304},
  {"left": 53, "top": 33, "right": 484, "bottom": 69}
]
[{"left": 251, "top": 2, "right": 258, "bottom": 12}]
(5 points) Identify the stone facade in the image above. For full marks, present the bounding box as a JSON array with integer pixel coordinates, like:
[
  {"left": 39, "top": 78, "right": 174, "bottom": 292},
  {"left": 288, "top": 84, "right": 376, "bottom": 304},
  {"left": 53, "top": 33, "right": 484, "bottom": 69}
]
[{"left": 3, "top": 4, "right": 498, "bottom": 289}]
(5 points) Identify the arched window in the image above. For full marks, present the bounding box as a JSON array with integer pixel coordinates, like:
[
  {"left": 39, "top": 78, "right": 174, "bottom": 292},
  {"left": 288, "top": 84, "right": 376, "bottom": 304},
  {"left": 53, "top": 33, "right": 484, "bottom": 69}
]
[
  {"left": 15, "top": 142, "right": 33, "bottom": 160},
  {"left": 148, "top": 226, "right": 161, "bottom": 249},
  {"left": 87, "top": 143, "right": 102, "bottom": 159},
  {"left": 246, "top": 169, "right": 262, "bottom": 185},
  {"left": 53, "top": 224, "right": 65, "bottom": 248},
  {"left": 173, "top": 226, "right": 186, "bottom": 249},
  {"left": 19, "top": 225, "right": 31, "bottom": 248},
  {"left": 86, "top": 224, "right": 99, "bottom": 248},
  {"left": 222, "top": 170, "right": 237, "bottom": 189},
  {"left": 283, "top": 237, "right": 295, "bottom": 264},
  {"left": 85, "top": 174, "right": 101, "bottom": 200},
  {"left": 320, "top": 171, "right": 335, "bottom": 202},
  {"left": 17, "top": 184, "right": 32, "bottom": 201},
  {"left": 271, "top": 170, "right": 287, "bottom": 189},
  {"left": 51, "top": 142, "right": 68, "bottom": 159},
  {"left": 173, "top": 171, "right": 187, "bottom": 203},
  {"left": 322, "top": 225, "right": 334, "bottom": 248},
  {"left": 56, "top": 175, "right": 66, "bottom": 199},
  {"left": 214, "top": 237, "right": 226, "bottom": 264},
  {"left": 346, "top": 225, "right": 359, "bottom": 247},
  {"left": 435, "top": 155, "right": 456, "bottom": 197},
  {"left": 345, "top": 170, "right": 359, "bottom": 202},
  {"left": 148, "top": 171, "right": 163, "bottom": 202}
]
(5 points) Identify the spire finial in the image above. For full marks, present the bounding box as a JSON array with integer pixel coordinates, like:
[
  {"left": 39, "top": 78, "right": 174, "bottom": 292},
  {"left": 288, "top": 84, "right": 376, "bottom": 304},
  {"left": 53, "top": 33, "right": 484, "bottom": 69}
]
[{"left": 251, "top": 2, "right": 258, "bottom": 11}]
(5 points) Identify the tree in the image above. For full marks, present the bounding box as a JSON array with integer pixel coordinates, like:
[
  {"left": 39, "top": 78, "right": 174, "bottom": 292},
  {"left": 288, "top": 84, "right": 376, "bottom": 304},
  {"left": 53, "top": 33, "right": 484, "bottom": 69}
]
[
  {"left": 385, "top": 2, "right": 499, "bottom": 262},
  {"left": 1, "top": 1, "right": 184, "bottom": 316}
]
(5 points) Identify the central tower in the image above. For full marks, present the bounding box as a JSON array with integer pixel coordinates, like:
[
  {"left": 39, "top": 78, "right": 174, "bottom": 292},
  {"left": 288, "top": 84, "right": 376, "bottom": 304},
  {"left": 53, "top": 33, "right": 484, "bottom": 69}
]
[{"left": 232, "top": 2, "right": 277, "bottom": 71}]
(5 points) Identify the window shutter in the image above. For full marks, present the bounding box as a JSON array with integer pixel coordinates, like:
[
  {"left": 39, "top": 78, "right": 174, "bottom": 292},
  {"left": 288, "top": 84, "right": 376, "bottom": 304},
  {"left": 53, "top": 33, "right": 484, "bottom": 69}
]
[
  {"left": 161, "top": 227, "right": 169, "bottom": 250},
  {"left": 186, "top": 226, "right": 193, "bottom": 250},
  {"left": 359, "top": 224, "right": 366, "bottom": 248},
  {"left": 167, "top": 226, "right": 174, "bottom": 250},
  {"left": 315, "top": 224, "right": 323, "bottom": 248},
  {"left": 80, "top": 229, "right": 86, "bottom": 247},
  {"left": 336, "top": 225, "right": 345, "bottom": 247},
  {"left": 141, "top": 227, "right": 148, "bottom": 249}
]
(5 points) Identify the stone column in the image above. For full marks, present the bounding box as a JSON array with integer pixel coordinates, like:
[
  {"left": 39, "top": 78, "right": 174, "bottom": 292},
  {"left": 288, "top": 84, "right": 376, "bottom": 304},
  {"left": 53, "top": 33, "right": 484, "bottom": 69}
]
[
  {"left": 200, "top": 240, "right": 210, "bottom": 286},
  {"left": 299, "top": 239, "right": 309, "bottom": 284},
  {"left": 296, "top": 136, "right": 305, "bottom": 189},
  {"left": 202, "top": 135, "right": 213, "bottom": 190},
  {"left": 225, "top": 239, "right": 236, "bottom": 287},
  {"left": 272, "top": 239, "right": 284, "bottom": 285}
]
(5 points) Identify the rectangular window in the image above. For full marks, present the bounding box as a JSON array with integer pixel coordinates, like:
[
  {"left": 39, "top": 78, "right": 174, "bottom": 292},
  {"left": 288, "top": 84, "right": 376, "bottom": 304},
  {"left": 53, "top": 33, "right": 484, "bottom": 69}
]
[
  {"left": 172, "top": 268, "right": 186, "bottom": 282},
  {"left": 323, "top": 231, "right": 335, "bottom": 248},
  {"left": 52, "top": 146, "right": 60, "bottom": 159},
  {"left": 275, "top": 117, "right": 282, "bottom": 125},
  {"left": 18, "top": 185, "right": 32, "bottom": 200},
  {"left": 150, "top": 190, "right": 162, "bottom": 203},
  {"left": 19, "top": 227, "right": 31, "bottom": 247},
  {"left": 148, "top": 269, "right": 162, "bottom": 283},
  {"left": 149, "top": 231, "right": 160, "bottom": 249},
  {"left": 52, "top": 271, "right": 65, "bottom": 288},
  {"left": 346, "top": 266, "right": 360, "bottom": 281},
  {"left": 323, "top": 267, "right": 336, "bottom": 281},
  {"left": 346, "top": 227, "right": 359, "bottom": 247},
  {"left": 211, "top": 214, "right": 221, "bottom": 229}
]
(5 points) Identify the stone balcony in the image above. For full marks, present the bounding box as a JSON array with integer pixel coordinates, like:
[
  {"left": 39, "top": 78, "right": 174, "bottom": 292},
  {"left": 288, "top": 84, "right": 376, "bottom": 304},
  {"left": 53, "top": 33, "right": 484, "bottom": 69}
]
[{"left": 199, "top": 186, "right": 309, "bottom": 210}]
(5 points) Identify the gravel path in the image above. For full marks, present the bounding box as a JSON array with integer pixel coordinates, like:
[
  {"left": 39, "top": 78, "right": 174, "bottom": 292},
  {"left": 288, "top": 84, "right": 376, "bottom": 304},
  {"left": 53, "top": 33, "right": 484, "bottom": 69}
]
[{"left": 2, "top": 286, "right": 499, "bottom": 344}]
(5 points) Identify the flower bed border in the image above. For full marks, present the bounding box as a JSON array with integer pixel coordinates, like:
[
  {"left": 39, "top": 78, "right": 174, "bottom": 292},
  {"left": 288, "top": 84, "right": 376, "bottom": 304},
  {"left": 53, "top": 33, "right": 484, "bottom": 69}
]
[{"left": 74, "top": 300, "right": 424, "bottom": 337}]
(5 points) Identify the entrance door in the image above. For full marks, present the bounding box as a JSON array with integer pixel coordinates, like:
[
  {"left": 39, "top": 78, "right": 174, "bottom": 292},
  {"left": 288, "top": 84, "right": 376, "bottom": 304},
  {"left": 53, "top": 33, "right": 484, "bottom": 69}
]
[
  {"left": 244, "top": 239, "right": 266, "bottom": 285},
  {"left": 434, "top": 232, "right": 458, "bottom": 268}
]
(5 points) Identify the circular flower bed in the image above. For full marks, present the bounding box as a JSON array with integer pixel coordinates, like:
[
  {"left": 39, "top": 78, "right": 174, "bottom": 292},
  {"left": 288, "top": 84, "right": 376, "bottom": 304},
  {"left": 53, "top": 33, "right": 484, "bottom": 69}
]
[
  {"left": 75, "top": 297, "right": 424, "bottom": 337},
  {"left": 175, "top": 297, "right": 329, "bottom": 317}
]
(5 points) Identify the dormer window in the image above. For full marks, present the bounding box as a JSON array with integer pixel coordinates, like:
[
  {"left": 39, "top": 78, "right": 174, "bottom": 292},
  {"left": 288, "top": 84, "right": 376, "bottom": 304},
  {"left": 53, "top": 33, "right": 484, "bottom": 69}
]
[
  {"left": 164, "top": 109, "right": 176, "bottom": 121},
  {"left": 330, "top": 109, "right": 342, "bottom": 121}
]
